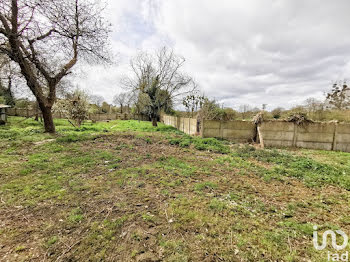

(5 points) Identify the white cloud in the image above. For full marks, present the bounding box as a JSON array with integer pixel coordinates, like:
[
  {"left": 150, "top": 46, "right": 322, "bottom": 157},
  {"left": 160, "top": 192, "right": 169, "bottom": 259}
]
[{"left": 74, "top": 0, "right": 350, "bottom": 109}]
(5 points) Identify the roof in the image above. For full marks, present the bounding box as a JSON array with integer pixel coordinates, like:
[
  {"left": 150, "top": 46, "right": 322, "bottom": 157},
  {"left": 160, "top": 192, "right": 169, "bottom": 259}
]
[{"left": 0, "top": 104, "right": 11, "bottom": 108}]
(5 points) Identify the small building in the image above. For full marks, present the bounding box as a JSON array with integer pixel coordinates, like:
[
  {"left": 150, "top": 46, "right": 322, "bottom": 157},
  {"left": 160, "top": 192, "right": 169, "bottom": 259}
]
[{"left": 0, "top": 104, "right": 11, "bottom": 123}]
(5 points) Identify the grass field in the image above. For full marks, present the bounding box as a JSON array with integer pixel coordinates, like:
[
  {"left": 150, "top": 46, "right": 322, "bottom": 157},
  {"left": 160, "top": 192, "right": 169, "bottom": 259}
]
[{"left": 1, "top": 117, "right": 350, "bottom": 261}]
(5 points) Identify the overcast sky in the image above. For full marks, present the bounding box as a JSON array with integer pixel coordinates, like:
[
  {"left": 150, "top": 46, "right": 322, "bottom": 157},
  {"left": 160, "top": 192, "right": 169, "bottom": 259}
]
[{"left": 75, "top": 0, "right": 350, "bottom": 110}]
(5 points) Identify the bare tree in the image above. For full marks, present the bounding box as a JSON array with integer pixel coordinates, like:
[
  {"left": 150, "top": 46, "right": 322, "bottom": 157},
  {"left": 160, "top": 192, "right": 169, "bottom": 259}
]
[
  {"left": 113, "top": 92, "right": 130, "bottom": 113},
  {"left": 0, "top": 0, "right": 111, "bottom": 132},
  {"left": 89, "top": 94, "right": 105, "bottom": 107},
  {"left": 123, "top": 47, "right": 196, "bottom": 126},
  {"left": 304, "top": 97, "right": 326, "bottom": 121}
]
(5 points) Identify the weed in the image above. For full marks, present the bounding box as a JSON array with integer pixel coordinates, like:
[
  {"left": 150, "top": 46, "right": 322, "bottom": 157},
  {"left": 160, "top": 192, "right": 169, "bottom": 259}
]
[
  {"left": 46, "top": 236, "right": 58, "bottom": 247},
  {"left": 194, "top": 181, "right": 218, "bottom": 191},
  {"left": 68, "top": 208, "right": 84, "bottom": 223},
  {"left": 15, "top": 246, "right": 26, "bottom": 253},
  {"left": 141, "top": 213, "right": 155, "bottom": 222},
  {"left": 209, "top": 198, "right": 227, "bottom": 211}
]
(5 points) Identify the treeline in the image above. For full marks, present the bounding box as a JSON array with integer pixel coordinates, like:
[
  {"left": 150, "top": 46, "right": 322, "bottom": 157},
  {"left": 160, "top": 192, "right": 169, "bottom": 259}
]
[{"left": 176, "top": 81, "right": 350, "bottom": 123}]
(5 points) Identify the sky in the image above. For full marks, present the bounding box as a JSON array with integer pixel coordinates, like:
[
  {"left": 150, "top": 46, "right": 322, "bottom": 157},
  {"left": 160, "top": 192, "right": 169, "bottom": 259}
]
[{"left": 75, "top": 0, "right": 350, "bottom": 111}]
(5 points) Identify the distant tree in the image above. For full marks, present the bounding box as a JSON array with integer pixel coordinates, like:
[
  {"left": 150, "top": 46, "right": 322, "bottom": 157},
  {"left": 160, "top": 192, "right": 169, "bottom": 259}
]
[
  {"left": 305, "top": 98, "right": 321, "bottom": 112},
  {"left": 182, "top": 93, "right": 205, "bottom": 117},
  {"left": 220, "top": 107, "right": 238, "bottom": 121},
  {"left": 123, "top": 47, "right": 196, "bottom": 126},
  {"left": 113, "top": 92, "right": 130, "bottom": 113},
  {"left": 326, "top": 81, "right": 350, "bottom": 110},
  {"left": 197, "top": 98, "right": 238, "bottom": 121},
  {"left": 198, "top": 98, "right": 220, "bottom": 120},
  {"left": 0, "top": 0, "right": 111, "bottom": 133},
  {"left": 251, "top": 107, "right": 261, "bottom": 113},
  {"left": 0, "top": 79, "right": 13, "bottom": 105},
  {"left": 89, "top": 95, "right": 105, "bottom": 107},
  {"left": 89, "top": 104, "right": 100, "bottom": 114},
  {"left": 14, "top": 98, "right": 31, "bottom": 109},
  {"left": 239, "top": 104, "right": 252, "bottom": 119},
  {"left": 0, "top": 55, "right": 15, "bottom": 106},
  {"left": 304, "top": 97, "right": 326, "bottom": 120},
  {"left": 271, "top": 107, "right": 284, "bottom": 119},
  {"left": 53, "top": 89, "right": 89, "bottom": 127}
]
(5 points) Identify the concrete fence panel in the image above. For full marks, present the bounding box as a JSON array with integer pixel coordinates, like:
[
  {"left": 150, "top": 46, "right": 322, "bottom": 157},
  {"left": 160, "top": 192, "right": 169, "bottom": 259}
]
[
  {"left": 161, "top": 115, "right": 198, "bottom": 136},
  {"left": 183, "top": 117, "right": 190, "bottom": 134},
  {"left": 162, "top": 114, "right": 350, "bottom": 153},
  {"left": 222, "top": 121, "right": 256, "bottom": 142},
  {"left": 260, "top": 122, "right": 295, "bottom": 147},
  {"left": 335, "top": 123, "right": 350, "bottom": 152},
  {"left": 202, "top": 120, "right": 221, "bottom": 138},
  {"left": 189, "top": 118, "right": 197, "bottom": 135},
  {"left": 296, "top": 123, "right": 335, "bottom": 151},
  {"left": 202, "top": 120, "right": 256, "bottom": 142}
]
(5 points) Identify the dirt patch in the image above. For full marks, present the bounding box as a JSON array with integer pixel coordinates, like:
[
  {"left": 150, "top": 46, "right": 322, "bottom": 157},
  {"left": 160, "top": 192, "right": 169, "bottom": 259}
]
[{"left": 33, "top": 139, "right": 56, "bottom": 146}]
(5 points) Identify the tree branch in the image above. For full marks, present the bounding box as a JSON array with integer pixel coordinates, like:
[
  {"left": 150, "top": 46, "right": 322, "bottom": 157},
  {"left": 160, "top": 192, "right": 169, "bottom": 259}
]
[{"left": 29, "top": 29, "right": 57, "bottom": 43}]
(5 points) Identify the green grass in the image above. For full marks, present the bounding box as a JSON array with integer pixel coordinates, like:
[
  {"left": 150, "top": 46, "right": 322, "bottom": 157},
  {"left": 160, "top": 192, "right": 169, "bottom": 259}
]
[
  {"left": 1, "top": 117, "right": 350, "bottom": 261},
  {"left": 194, "top": 181, "right": 218, "bottom": 191},
  {"left": 234, "top": 145, "right": 350, "bottom": 189},
  {"left": 168, "top": 135, "right": 230, "bottom": 153}
]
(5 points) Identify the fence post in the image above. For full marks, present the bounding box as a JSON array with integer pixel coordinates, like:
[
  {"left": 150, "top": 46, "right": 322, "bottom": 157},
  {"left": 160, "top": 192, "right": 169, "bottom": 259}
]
[
  {"left": 257, "top": 124, "right": 264, "bottom": 148},
  {"left": 200, "top": 118, "right": 204, "bottom": 137},
  {"left": 332, "top": 123, "right": 338, "bottom": 151},
  {"left": 188, "top": 118, "right": 191, "bottom": 135},
  {"left": 292, "top": 123, "right": 298, "bottom": 147},
  {"left": 219, "top": 121, "right": 224, "bottom": 138}
]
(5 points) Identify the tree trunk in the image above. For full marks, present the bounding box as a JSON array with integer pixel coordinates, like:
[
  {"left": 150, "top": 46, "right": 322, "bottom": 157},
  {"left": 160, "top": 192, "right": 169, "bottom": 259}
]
[
  {"left": 40, "top": 104, "right": 55, "bottom": 133},
  {"left": 120, "top": 104, "right": 123, "bottom": 113},
  {"left": 152, "top": 117, "right": 158, "bottom": 127}
]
